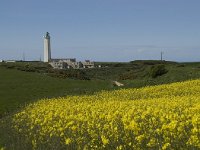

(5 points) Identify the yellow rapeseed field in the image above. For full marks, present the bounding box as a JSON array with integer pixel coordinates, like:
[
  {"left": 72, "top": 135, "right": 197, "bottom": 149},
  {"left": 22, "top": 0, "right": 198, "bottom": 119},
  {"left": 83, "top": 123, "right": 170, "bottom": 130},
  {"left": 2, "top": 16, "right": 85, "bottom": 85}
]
[{"left": 13, "top": 80, "right": 200, "bottom": 149}]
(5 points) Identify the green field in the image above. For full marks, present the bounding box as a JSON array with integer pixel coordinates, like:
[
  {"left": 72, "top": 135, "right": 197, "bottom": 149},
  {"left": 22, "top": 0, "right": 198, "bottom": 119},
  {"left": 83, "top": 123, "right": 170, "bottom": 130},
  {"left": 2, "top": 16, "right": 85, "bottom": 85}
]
[
  {"left": 1, "top": 60, "right": 200, "bottom": 118},
  {"left": 0, "top": 66, "right": 112, "bottom": 118},
  {"left": 1, "top": 61, "right": 200, "bottom": 148}
]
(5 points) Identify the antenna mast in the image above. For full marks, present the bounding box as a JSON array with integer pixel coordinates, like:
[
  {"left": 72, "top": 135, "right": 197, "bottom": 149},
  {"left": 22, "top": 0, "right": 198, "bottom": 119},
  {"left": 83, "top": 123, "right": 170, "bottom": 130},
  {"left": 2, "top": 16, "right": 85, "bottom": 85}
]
[
  {"left": 23, "top": 52, "right": 25, "bottom": 61},
  {"left": 161, "top": 51, "right": 164, "bottom": 61}
]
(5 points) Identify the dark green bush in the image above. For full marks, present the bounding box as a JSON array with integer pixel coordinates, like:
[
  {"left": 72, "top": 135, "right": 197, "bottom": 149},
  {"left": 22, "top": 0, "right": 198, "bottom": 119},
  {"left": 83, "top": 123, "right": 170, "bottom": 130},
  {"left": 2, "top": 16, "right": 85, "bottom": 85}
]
[
  {"left": 177, "top": 64, "right": 185, "bottom": 67},
  {"left": 119, "top": 71, "right": 137, "bottom": 80},
  {"left": 150, "top": 65, "right": 168, "bottom": 78},
  {"left": 48, "top": 69, "right": 90, "bottom": 80}
]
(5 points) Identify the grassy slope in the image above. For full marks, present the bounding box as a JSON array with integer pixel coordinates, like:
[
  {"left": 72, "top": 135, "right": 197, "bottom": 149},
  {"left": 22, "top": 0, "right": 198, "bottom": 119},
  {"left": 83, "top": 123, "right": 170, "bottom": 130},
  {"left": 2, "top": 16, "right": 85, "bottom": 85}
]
[
  {"left": 123, "top": 62, "right": 200, "bottom": 87},
  {"left": 1, "top": 61, "right": 200, "bottom": 147},
  {"left": 1, "top": 61, "right": 200, "bottom": 117},
  {"left": 0, "top": 67, "right": 112, "bottom": 117}
]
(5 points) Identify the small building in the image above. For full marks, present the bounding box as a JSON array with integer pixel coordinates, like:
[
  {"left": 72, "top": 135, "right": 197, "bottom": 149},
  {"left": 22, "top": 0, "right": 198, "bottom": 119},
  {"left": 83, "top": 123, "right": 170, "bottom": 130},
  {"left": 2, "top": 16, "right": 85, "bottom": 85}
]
[
  {"left": 49, "top": 58, "right": 82, "bottom": 69},
  {"left": 5, "top": 60, "right": 16, "bottom": 63},
  {"left": 49, "top": 60, "right": 68, "bottom": 69},
  {"left": 80, "top": 60, "right": 95, "bottom": 68},
  {"left": 49, "top": 59, "right": 95, "bottom": 69}
]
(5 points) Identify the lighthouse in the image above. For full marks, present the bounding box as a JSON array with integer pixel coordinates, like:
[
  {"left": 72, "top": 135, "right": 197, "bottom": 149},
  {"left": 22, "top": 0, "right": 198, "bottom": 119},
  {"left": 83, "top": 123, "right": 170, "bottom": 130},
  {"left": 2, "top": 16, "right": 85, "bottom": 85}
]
[{"left": 44, "top": 32, "right": 51, "bottom": 62}]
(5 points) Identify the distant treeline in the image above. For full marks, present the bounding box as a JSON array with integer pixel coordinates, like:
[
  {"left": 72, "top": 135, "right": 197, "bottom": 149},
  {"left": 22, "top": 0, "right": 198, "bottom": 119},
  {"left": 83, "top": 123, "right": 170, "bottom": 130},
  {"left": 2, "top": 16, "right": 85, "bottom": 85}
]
[
  {"left": 0, "top": 62, "right": 90, "bottom": 80},
  {"left": 0, "top": 60, "right": 177, "bottom": 80}
]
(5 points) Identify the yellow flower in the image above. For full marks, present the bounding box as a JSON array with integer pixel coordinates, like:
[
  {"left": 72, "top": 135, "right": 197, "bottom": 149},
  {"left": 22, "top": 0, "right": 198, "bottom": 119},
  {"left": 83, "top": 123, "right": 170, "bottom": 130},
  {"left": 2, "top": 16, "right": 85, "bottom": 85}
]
[
  {"left": 147, "top": 138, "right": 156, "bottom": 147},
  {"left": 135, "top": 134, "right": 145, "bottom": 143},
  {"left": 101, "top": 135, "right": 109, "bottom": 145},
  {"left": 162, "top": 143, "right": 171, "bottom": 150},
  {"left": 65, "top": 138, "right": 72, "bottom": 145},
  {"left": 11, "top": 79, "right": 200, "bottom": 149}
]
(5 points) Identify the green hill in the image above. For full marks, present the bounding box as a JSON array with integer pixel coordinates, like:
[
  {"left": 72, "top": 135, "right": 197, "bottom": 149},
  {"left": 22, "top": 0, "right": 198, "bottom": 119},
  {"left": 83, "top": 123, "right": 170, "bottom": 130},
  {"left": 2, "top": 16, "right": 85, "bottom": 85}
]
[
  {"left": 1, "top": 60, "right": 200, "bottom": 147},
  {"left": 1, "top": 60, "right": 200, "bottom": 117},
  {"left": 0, "top": 66, "right": 111, "bottom": 118}
]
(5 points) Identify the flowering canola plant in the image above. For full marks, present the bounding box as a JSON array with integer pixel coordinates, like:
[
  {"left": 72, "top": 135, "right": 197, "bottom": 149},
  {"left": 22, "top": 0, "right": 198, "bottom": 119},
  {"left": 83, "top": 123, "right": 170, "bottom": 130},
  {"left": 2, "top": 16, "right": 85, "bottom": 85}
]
[{"left": 13, "top": 80, "right": 200, "bottom": 149}]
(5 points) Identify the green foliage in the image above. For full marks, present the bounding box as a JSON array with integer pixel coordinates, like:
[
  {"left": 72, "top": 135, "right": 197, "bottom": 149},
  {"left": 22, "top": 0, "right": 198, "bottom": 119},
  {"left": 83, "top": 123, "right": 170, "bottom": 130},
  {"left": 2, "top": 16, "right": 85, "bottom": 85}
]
[
  {"left": 2, "top": 60, "right": 200, "bottom": 119},
  {"left": 2, "top": 61, "right": 200, "bottom": 148},
  {"left": 130, "top": 60, "right": 176, "bottom": 65},
  {"left": 119, "top": 71, "right": 137, "bottom": 80},
  {"left": 2, "top": 80, "right": 200, "bottom": 149},
  {"left": 1, "top": 62, "right": 90, "bottom": 80},
  {"left": 150, "top": 65, "right": 168, "bottom": 78},
  {"left": 0, "top": 67, "right": 112, "bottom": 118},
  {"left": 48, "top": 69, "right": 90, "bottom": 80}
]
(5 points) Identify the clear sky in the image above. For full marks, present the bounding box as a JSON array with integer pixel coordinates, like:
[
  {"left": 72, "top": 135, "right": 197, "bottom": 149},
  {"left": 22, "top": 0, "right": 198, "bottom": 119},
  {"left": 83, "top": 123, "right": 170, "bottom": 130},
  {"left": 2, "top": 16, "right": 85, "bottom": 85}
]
[{"left": 0, "top": 0, "right": 200, "bottom": 62}]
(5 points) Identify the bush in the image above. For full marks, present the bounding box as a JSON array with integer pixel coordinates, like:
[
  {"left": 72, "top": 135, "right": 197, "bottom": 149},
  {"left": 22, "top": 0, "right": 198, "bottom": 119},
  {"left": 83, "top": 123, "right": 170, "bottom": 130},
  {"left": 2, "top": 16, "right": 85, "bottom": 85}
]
[
  {"left": 177, "top": 64, "right": 185, "bottom": 67},
  {"left": 48, "top": 69, "right": 90, "bottom": 80},
  {"left": 119, "top": 71, "right": 137, "bottom": 80},
  {"left": 150, "top": 65, "right": 168, "bottom": 78}
]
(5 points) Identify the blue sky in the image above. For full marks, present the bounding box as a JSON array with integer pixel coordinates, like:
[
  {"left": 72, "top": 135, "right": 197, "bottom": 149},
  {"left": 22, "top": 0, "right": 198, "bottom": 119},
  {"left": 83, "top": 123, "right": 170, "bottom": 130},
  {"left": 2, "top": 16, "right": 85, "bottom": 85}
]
[{"left": 0, "top": 0, "right": 200, "bottom": 62}]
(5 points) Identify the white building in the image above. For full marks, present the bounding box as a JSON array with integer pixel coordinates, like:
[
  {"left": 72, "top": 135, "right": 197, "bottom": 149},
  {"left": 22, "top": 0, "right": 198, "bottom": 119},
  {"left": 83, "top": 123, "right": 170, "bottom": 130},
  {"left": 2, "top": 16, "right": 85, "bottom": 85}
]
[
  {"left": 44, "top": 32, "right": 95, "bottom": 69},
  {"left": 5, "top": 60, "right": 16, "bottom": 63},
  {"left": 49, "top": 58, "right": 81, "bottom": 69},
  {"left": 49, "top": 59, "right": 95, "bottom": 69},
  {"left": 81, "top": 60, "right": 95, "bottom": 68},
  {"left": 44, "top": 32, "right": 51, "bottom": 62}
]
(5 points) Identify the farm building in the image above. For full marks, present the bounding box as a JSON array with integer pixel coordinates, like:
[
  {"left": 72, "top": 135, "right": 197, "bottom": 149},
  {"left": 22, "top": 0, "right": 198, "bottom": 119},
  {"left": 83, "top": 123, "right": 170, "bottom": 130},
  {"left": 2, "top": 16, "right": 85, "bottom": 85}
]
[{"left": 49, "top": 59, "right": 94, "bottom": 69}]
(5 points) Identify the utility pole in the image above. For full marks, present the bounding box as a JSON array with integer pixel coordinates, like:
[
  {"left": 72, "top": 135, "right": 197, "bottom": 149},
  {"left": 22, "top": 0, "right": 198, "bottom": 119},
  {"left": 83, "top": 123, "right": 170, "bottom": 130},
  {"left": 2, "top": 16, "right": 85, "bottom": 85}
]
[
  {"left": 23, "top": 52, "right": 25, "bottom": 61},
  {"left": 161, "top": 51, "right": 164, "bottom": 61}
]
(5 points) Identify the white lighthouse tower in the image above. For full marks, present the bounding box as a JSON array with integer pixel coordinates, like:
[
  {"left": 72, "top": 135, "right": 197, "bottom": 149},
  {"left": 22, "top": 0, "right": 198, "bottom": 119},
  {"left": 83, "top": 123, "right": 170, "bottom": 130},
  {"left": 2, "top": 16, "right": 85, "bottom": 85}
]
[{"left": 44, "top": 32, "right": 51, "bottom": 62}]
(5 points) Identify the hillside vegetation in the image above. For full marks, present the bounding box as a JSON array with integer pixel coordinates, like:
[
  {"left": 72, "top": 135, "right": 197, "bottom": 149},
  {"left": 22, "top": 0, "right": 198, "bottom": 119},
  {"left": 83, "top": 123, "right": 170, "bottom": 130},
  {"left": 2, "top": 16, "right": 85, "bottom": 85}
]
[
  {"left": 2, "top": 60, "right": 200, "bottom": 82},
  {"left": 0, "top": 66, "right": 111, "bottom": 118},
  {"left": 1, "top": 61, "right": 200, "bottom": 149},
  {"left": 1, "top": 60, "right": 200, "bottom": 117},
  {"left": 1, "top": 79, "right": 199, "bottom": 149}
]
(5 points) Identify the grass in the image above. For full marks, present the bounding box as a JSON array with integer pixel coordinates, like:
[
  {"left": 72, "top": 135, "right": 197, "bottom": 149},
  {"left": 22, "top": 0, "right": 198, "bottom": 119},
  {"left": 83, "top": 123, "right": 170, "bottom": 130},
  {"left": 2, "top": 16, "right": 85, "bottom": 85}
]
[
  {"left": 123, "top": 64, "right": 200, "bottom": 87},
  {"left": 1, "top": 60, "right": 200, "bottom": 148},
  {"left": 1, "top": 78, "right": 200, "bottom": 149},
  {"left": 1, "top": 60, "right": 200, "bottom": 117},
  {"left": 0, "top": 66, "right": 113, "bottom": 118}
]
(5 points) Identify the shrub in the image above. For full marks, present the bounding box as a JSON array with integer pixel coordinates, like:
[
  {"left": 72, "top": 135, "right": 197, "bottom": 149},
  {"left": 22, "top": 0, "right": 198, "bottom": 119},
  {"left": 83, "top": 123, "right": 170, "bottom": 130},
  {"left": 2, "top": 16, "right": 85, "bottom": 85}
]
[
  {"left": 119, "top": 71, "right": 137, "bottom": 80},
  {"left": 177, "top": 64, "right": 185, "bottom": 67},
  {"left": 150, "top": 65, "right": 168, "bottom": 78},
  {"left": 48, "top": 69, "right": 90, "bottom": 80}
]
